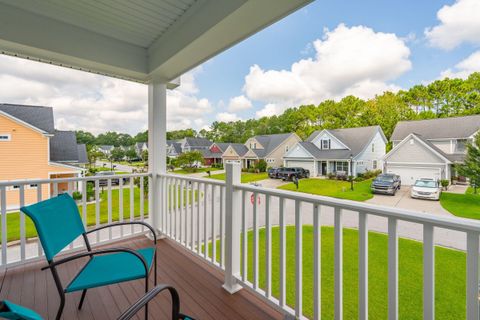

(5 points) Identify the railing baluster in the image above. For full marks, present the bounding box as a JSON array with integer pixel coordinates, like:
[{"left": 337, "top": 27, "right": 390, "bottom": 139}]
[
  {"left": 313, "top": 204, "right": 321, "bottom": 320},
  {"left": 253, "top": 191, "right": 259, "bottom": 289},
  {"left": 170, "top": 178, "right": 174, "bottom": 238},
  {"left": 174, "top": 179, "right": 178, "bottom": 240},
  {"left": 196, "top": 182, "right": 201, "bottom": 255},
  {"left": 95, "top": 179, "right": 100, "bottom": 242},
  {"left": 423, "top": 224, "right": 434, "bottom": 320},
  {"left": 388, "top": 217, "right": 398, "bottom": 320},
  {"left": 190, "top": 181, "right": 194, "bottom": 250},
  {"left": 67, "top": 182, "right": 74, "bottom": 249},
  {"left": 129, "top": 177, "right": 134, "bottom": 234},
  {"left": 279, "top": 196, "right": 286, "bottom": 307},
  {"left": 359, "top": 212, "right": 368, "bottom": 320},
  {"left": 37, "top": 184, "right": 43, "bottom": 256},
  {"left": 81, "top": 180, "right": 87, "bottom": 228},
  {"left": 211, "top": 184, "right": 216, "bottom": 264},
  {"left": 19, "top": 185, "right": 26, "bottom": 261},
  {"left": 184, "top": 180, "right": 188, "bottom": 246},
  {"left": 295, "top": 200, "right": 302, "bottom": 318},
  {"left": 119, "top": 178, "right": 124, "bottom": 237},
  {"left": 242, "top": 190, "right": 247, "bottom": 282},
  {"left": 334, "top": 207, "right": 343, "bottom": 320},
  {"left": 53, "top": 182, "right": 58, "bottom": 197},
  {"left": 180, "top": 179, "right": 184, "bottom": 244},
  {"left": 466, "top": 231, "right": 479, "bottom": 320},
  {"left": 140, "top": 176, "right": 144, "bottom": 232},
  {"left": 220, "top": 186, "right": 225, "bottom": 268},
  {"left": 265, "top": 194, "right": 271, "bottom": 298},
  {"left": 107, "top": 179, "right": 112, "bottom": 240},
  {"left": 1, "top": 187, "right": 7, "bottom": 265},
  {"left": 203, "top": 183, "right": 208, "bottom": 259}
]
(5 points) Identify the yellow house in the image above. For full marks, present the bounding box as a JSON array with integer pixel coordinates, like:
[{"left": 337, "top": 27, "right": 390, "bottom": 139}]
[{"left": 0, "top": 104, "right": 87, "bottom": 210}]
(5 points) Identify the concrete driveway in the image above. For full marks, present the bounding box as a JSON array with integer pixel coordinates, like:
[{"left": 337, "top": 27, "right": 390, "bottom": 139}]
[{"left": 367, "top": 186, "right": 452, "bottom": 217}]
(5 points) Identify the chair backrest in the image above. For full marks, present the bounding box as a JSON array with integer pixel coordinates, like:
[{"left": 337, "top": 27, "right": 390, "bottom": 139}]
[{"left": 21, "top": 193, "right": 86, "bottom": 261}]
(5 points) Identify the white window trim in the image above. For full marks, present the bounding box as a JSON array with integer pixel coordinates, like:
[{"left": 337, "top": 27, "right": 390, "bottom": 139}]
[
  {"left": 285, "top": 145, "right": 289, "bottom": 152},
  {"left": 321, "top": 139, "right": 330, "bottom": 150},
  {"left": 373, "top": 160, "right": 378, "bottom": 169},
  {"left": 0, "top": 133, "right": 11, "bottom": 141},
  {"left": 371, "top": 143, "right": 375, "bottom": 152}
]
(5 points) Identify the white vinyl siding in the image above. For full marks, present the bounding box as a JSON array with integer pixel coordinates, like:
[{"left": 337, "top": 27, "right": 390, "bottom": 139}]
[{"left": 386, "top": 165, "right": 444, "bottom": 186}]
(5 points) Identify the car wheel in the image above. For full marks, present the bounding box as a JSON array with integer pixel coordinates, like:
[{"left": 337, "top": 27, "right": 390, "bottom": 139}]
[{"left": 306, "top": 173, "right": 310, "bottom": 178}]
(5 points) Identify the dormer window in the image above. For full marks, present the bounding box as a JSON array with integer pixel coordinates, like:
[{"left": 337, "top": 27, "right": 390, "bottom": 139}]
[
  {"left": 250, "top": 142, "right": 256, "bottom": 149},
  {"left": 321, "top": 139, "right": 330, "bottom": 150}
]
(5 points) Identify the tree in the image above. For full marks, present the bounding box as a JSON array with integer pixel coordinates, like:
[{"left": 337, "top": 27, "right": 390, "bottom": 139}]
[
  {"left": 141, "top": 149, "right": 148, "bottom": 163},
  {"left": 457, "top": 134, "right": 480, "bottom": 194},
  {"left": 125, "top": 148, "right": 138, "bottom": 161},
  {"left": 176, "top": 151, "right": 203, "bottom": 172},
  {"left": 110, "top": 147, "right": 125, "bottom": 162},
  {"left": 167, "top": 129, "right": 197, "bottom": 140},
  {"left": 87, "top": 146, "right": 104, "bottom": 168},
  {"left": 76, "top": 130, "right": 96, "bottom": 145}
]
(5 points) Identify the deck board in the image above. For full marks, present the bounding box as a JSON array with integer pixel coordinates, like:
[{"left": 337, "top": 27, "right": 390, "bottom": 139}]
[{"left": 0, "top": 236, "right": 283, "bottom": 320}]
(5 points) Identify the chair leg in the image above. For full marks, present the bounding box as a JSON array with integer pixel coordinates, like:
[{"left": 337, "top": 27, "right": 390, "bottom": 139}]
[
  {"left": 78, "top": 289, "right": 88, "bottom": 310},
  {"left": 154, "top": 252, "right": 157, "bottom": 286},
  {"left": 145, "top": 277, "right": 149, "bottom": 320},
  {"left": 55, "top": 292, "right": 65, "bottom": 320}
]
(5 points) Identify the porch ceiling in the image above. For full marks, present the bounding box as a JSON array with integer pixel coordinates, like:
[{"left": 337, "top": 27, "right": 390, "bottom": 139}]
[{"left": 0, "top": 0, "right": 312, "bottom": 84}]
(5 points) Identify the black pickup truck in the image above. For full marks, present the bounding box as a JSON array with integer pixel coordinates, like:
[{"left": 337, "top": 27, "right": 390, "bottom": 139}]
[
  {"left": 278, "top": 167, "right": 310, "bottom": 181},
  {"left": 371, "top": 173, "right": 401, "bottom": 195}
]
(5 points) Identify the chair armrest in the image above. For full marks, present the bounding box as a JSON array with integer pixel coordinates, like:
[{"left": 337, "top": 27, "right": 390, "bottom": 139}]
[
  {"left": 117, "top": 285, "right": 181, "bottom": 320},
  {"left": 42, "top": 247, "right": 149, "bottom": 276},
  {"left": 86, "top": 221, "right": 157, "bottom": 244}
]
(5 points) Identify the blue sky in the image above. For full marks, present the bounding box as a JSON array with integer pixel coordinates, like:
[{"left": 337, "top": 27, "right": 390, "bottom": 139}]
[{"left": 0, "top": 0, "right": 479, "bottom": 134}]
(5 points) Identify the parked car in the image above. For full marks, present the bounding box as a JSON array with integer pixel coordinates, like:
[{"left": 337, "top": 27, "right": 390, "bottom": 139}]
[
  {"left": 267, "top": 167, "right": 281, "bottom": 179},
  {"left": 92, "top": 171, "right": 127, "bottom": 187},
  {"left": 278, "top": 167, "right": 310, "bottom": 181},
  {"left": 371, "top": 173, "right": 401, "bottom": 196},
  {"left": 411, "top": 178, "right": 442, "bottom": 200}
]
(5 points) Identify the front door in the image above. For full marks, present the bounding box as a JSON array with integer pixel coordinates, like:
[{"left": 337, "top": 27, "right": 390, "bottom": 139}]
[{"left": 321, "top": 161, "right": 327, "bottom": 175}]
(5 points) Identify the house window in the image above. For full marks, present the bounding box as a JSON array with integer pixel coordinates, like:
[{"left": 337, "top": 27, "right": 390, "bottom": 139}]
[
  {"left": 285, "top": 145, "right": 289, "bottom": 153},
  {"left": 357, "top": 161, "right": 364, "bottom": 166},
  {"left": 0, "top": 133, "right": 11, "bottom": 141},
  {"left": 373, "top": 160, "right": 378, "bottom": 169},
  {"left": 371, "top": 143, "right": 375, "bottom": 152},
  {"left": 455, "top": 139, "right": 467, "bottom": 153},
  {"left": 321, "top": 139, "right": 330, "bottom": 149},
  {"left": 336, "top": 161, "right": 349, "bottom": 172},
  {"left": 250, "top": 142, "right": 257, "bottom": 149}
]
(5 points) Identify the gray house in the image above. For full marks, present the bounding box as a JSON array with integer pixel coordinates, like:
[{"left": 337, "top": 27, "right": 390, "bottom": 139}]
[
  {"left": 283, "top": 126, "right": 387, "bottom": 177},
  {"left": 383, "top": 115, "right": 480, "bottom": 185},
  {"left": 179, "top": 137, "right": 212, "bottom": 153}
]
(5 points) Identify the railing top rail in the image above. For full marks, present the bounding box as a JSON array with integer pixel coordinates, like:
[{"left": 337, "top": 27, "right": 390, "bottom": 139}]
[
  {"left": 235, "top": 183, "right": 480, "bottom": 233},
  {"left": 0, "top": 172, "right": 151, "bottom": 187},
  {"left": 158, "top": 173, "right": 226, "bottom": 186}
]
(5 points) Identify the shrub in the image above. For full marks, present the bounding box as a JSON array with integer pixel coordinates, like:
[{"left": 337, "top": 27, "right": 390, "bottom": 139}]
[
  {"left": 72, "top": 191, "right": 82, "bottom": 201},
  {"left": 440, "top": 179, "right": 449, "bottom": 190},
  {"left": 255, "top": 159, "right": 267, "bottom": 172},
  {"left": 327, "top": 172, "right": 336, "bottom": 180},
  {"left": 363, "top": 169, "right": 382, "bottom": 179},
  {"left": 248, "top": 168, "right": 255, "bottom": 173},
  {"left": 241, "top": 167, "right": 248, "bottom": 172}
]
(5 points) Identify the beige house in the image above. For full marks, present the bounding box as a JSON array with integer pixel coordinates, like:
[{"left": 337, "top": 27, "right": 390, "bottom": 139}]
[
  {"left": 222, "top": 133, "right": 301, "bottom": 168},
  {"left": 0, "top": 104, "right": 87, "bottom": 210}
]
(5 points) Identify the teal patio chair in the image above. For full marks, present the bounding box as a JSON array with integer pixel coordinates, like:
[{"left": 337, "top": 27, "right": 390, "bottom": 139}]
[
  {"left": 0, "top": 285, "right": 195, "bottom": 320},
  {"left": 20, "top": 193, "right": 158, "bottom": 320}
]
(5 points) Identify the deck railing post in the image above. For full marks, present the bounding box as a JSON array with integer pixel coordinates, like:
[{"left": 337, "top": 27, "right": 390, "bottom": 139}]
[{"left": 223, "top": 162, "right": 242, "bottom": 294}]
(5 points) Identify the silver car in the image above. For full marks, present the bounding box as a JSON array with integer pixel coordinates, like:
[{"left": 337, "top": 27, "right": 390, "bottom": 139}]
[{"left": 410, "top": 178, "right": 442, "bottom": 201}]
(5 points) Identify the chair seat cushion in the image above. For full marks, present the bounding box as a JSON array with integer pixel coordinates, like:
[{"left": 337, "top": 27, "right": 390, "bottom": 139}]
[{"left": 66, "top": 247, "right": 155, "bottom": 292}]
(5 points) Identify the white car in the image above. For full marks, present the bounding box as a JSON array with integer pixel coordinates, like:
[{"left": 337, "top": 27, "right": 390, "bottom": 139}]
[{"left": 410, "top": 178, "right": 442, "bottom": 201}]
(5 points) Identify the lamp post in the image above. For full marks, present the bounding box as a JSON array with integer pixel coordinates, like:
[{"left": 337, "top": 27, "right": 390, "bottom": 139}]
[{"left": 349, "top": 154, "right": 354, "bottom": 191}]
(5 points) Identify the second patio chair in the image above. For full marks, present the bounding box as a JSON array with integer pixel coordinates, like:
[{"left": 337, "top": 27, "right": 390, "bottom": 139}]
[{"left": 21, "top": 193, "right": 157, "bottom": 320}]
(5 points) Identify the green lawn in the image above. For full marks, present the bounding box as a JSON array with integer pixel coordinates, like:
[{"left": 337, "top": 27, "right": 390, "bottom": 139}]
[
  {"left": 1, "top": 186, "right": 197, "bottom": 243},
  {"left": 440, "top": 189, "right": 480, "bottom": 219},
  {"left": 278, "top": 178, "right": 374, "bottom": 201},
  {"left": 173, "top": 167, "right": 222, "bottom": 174},
  {"left": 208, "top": 226, "right": 465, "bottom": 319},
  {"left": 209, "top": 172, "right": 269, "bottom": 183}
]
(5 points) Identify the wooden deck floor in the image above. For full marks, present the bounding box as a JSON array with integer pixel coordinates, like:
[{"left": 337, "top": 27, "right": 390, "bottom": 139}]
[{"left": 0, "top": 236, "right": 283, "bottom": 320}]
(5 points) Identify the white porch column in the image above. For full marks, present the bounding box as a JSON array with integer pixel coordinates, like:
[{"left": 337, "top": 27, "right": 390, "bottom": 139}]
[
  {"left": 148, "top": 80, "right": 167, "bottom": 233},
  {"left": 223, "top": 162, "right": 242, "bottom": 294}
]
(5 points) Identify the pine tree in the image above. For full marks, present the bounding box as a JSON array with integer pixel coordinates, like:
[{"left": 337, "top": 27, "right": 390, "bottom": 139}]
[{"left": 457, "top": 134, "right": 480, "bottom": 194}]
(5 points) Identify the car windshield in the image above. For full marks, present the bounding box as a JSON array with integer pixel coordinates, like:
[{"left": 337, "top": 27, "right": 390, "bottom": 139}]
[
  {"left": 414, "top": 180, "right": 437, "bottom": 188},
  {"left": 376, "top": 175, "right": 394, "bottom": 182}
]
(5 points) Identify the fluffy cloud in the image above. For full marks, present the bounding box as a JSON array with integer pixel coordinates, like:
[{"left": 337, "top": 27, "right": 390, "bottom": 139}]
[
  {"left": 216, "top": 112, "right": 241, "bottom": 122},
  {"left": 425, "top": 0, "right": 480, "bottom": 50},
  {"left": 227, "top": 95, "right": 253, "bottom": 112},
  {"left": 244, "top": 24, "right": 411, "bottom": 117},
  {"left": 0, "top": 55, "right": 212, "bottom": 134},
  {"left": 440, "top": 50, "right": 480, "bottom": 79}
]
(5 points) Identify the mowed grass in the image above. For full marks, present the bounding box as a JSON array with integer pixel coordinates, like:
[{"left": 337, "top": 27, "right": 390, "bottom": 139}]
[
  {"left": 1, "top": 186, "right": 196, "bottom": 243},
  {"left": 279, "top": 178, "right": 374, "bottom": 201},
  {"left": 440, "top": 189, "right": 480, "bottom": 219},
  {"left": 209, "top": 226, "right": 465, "bottom": 319},
  {"left": 209, "top": 172, "right": 269, "bottom": 183}
]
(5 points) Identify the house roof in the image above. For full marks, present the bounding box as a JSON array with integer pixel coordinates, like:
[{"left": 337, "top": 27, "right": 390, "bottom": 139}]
[
  {"left": 391, "top": 115, "right": 480, "bottom": 141},
  {"left": 0, "top": 103, "right": 55, "bottom": 134},
  {"left": 50, "top": 130, "right": 81, "bottom": 162},
  {"left": 228, "top": 143, "right": 249, "bottom": 157},
  {"left": 136, "top": 142, "right": 148, "bottom": 149},
  {"left": 184, "top": 137, "right": 212, "bottom": 147},
  {"left": 200, "top": 149, "right": 222, "bottom": 159},
  {"left": 251, "top": 133, "right": 295, "bottom": 156},
  {"left": 77, "top": 144, "right": 88, "bottom": 164},
  {"left": 297, "top": 142, "right": 354, "bottom": 159},
  {"left": 307, "top": 126, "right": 382, "bottom": 157},
  {"left": 214, "top": 143, "right": 232, "bottom": 152},
  {"left": 99, "top": 145, "right": 114, "bottom": 151}
]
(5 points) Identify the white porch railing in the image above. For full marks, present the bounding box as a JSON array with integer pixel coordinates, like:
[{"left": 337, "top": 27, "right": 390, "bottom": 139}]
[{"left": 0, "top": 173, "right": 150, "bottom": 267}]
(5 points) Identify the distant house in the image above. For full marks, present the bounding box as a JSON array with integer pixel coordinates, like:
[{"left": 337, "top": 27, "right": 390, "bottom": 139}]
[
  {"left": 179, "top": 137, "right": 212, "bottom": 153},
  {"left": 283, "top": 126, "right": 387, "bottom": 177},
  {"left": 0, "top": 103, "right": 86, "bottom": 210},
  {"left": 166, "top": 140, "right": 182, "bottom": 158},
  {"left": 221, "top": 143, "right": 249, "bottom": 165},
  {"left": 383, "top": 115, "right": 480, "bottom": 185},
  {"left": 98, "top": 145, "right": 114, "bottom": 156},
  {"left": 202, "top": 142, "right": 232, "bottom": 165},
  {"left": 135, "top": 142, "right": 148, "bottom": 156},
  {"left": 242, "top": 133, "right": 301, "bottom": 168}
]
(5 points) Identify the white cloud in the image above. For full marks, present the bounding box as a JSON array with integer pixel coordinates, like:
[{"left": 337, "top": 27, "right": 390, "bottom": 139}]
[
  {"left": 440, "top": 50, "right": 480, "bottom": 79},
  {"left": 425, "top": 0, "right": 480, "bottom": 50},
  {"left": 216, "top": 112, "right": 241, "bottom": 122},
  {"left": 255, "top": 104, "right": 281, "bottom": 118},
  {"left": 227, "top": 95, "right": 253, "bottom": 112},
  {"left": 0, "top": 55, "right": 213, "bottom": 134},
  {"left": 243, "top": 24, "right": 411, "bottom": 116}
]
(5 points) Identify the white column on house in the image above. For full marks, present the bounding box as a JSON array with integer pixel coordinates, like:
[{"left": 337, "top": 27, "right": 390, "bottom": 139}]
[{"left": 148, "top": 79, "right": 167, "bottom": 233}]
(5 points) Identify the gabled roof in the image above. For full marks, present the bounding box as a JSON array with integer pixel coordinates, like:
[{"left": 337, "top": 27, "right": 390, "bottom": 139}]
[
  {"left": 99, "top": 145, "right": 114, "bottom": 151},
  {"left": 184, "top": 137, "right": 212, "bottom": 147},
  {"left": 391, "top": 115, "right": 480, "bottom": 141},
  {"left": 250, "top": 133, "right": 296, "bottom": 156},
  {"left": 295, "top": 142, "right": 354, "bottom": 159},
  {"left": 228, "top": 143, "right": 249, "bottom": 157},
  {"left": 136, "top": 142, "right": 148, "bottom": 149},
  {"left": 412, "top": 134, "right": 462, "bottom": 163},
  {"left": 50, "top": 130, "right": 81, "bottom": 162},
  {"left": 0, "top": 103, "right": 55, "bottom": 134},
  {"left": 77, "top": 144, "right": 88, "bottom": 164},
  {"left": 307, "top": 126, "right": 383, "bottom": 157},
  {"left": 213, "top": 142, "right": 232, "bottom": 152}
]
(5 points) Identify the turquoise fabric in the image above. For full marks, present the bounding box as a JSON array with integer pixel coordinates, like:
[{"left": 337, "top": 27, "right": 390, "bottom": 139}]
[
  {"left": 66, "top": 247, "right": 155, "bottom": 292},
  {"left": 20, "top": 194, "right": 85, "bottom": 261},
  {"left": 0, "top": 300, "right": 43, "bottom": 320}
]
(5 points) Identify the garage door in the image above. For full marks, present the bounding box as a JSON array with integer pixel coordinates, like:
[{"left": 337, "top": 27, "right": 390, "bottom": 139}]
[
  {"left": 386, "top": 166, "right": 441, "bottom": 186},
  {"left": 285, "top": 160, "right": 315, "bottom": 174}
]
